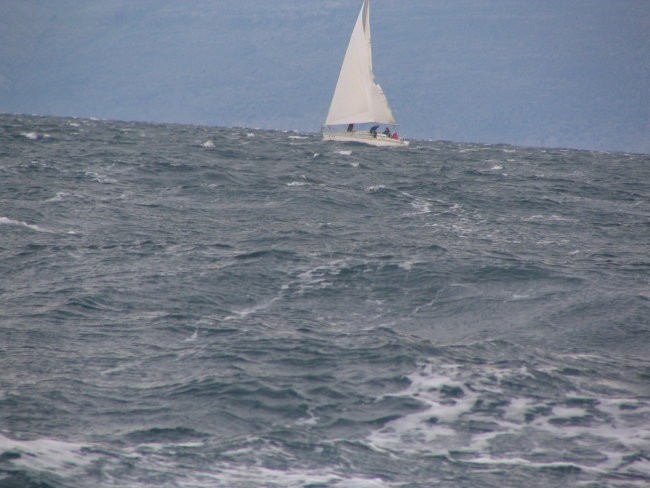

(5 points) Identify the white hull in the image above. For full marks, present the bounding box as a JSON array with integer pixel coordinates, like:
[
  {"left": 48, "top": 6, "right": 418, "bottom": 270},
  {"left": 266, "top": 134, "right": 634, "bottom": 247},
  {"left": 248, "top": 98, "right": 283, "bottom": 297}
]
[{"left": 323, "top": 131, "right": 409, "bottom": 147}]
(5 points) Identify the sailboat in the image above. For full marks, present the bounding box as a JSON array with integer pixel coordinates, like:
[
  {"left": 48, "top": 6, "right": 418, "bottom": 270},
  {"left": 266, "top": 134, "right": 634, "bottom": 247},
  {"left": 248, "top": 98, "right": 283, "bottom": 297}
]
[{"left": 323, "top": 0, "right": 408, "bottom": 147}]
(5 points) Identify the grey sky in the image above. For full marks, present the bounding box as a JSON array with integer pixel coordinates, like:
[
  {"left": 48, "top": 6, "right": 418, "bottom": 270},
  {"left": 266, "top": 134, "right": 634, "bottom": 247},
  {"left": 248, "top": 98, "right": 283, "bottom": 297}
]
[{"left": 1, "top": 0, "right": 648, "bottom": 152}]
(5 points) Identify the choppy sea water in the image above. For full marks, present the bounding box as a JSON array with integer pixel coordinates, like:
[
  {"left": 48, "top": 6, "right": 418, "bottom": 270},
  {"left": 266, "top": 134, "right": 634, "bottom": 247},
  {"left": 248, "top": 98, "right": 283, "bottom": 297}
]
[{"left": 0, "top": 113, "right": 649, "bottom": 488}]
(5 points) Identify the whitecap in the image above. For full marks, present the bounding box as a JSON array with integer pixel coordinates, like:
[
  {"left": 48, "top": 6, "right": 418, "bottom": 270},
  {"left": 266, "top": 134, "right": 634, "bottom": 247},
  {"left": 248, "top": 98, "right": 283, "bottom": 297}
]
[
  {"left": 523, "top": 214, "right": 575, "bottom": 223},
  {"left": 509, "top": 293, "right": 531, "bottom": 301},
  {"left": 100, "top": 362, "right": 135, "bottom": 376},
  {"left": 294, "top": 414, "right": 319, "bottom": 426},
  {"left": 549, "top": 405, "right": 588, "bottom": 419},
  {"left": 184, "top": 328, "right": 199, "bottom": 342},
  {"left": 46, "top": 191, "right": 72, "bottom": 202},
  {"left": 85, "top": 171, "right": 117, "bottom": 184},
  {"left": 20, "top": 131, "right": 39, "bottom": 140},
  {"left": 338, "top": 150, "right": 352, "bottom": 156},
  {"left": 201, "top": 140, "right": 215, "bottom": 148},
  {"left": 397, "top": 260, "right": 415, "bottom": 271},
  {"left": 282, "top": 259, "right": 348, "bottom": 298},
  {"left": 0, "top": 216, "right": 48, "bottom": 233},
  {"left": 0, "top": 433, "right": 96, "bottom": 476},
  {"left": 224, "top": 297, "right": 279, "bottom": 320},
  {"left": 287, "top": 175, "right": 308, "bottom": 186},
  {"left": 180, "top": 463, "right": 391, "bottom": 488},
  {"left": 367, "top": 185, "right": 386, "bottom": 192},
  {"left": 502, "top": 397, "right": 533, "bottom": 422},
  {"left": 366, "top": 357, "right": 650, "bottom": 477},
  {"left": 410, "top": 198, "right": 431, "bottom": 214}
]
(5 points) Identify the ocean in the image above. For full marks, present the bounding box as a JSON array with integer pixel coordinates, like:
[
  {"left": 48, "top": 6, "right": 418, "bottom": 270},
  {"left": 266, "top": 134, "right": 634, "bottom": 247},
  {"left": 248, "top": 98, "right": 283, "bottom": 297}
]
[{"left": 0, "top": 113, "right": 648, "bottom": 488}]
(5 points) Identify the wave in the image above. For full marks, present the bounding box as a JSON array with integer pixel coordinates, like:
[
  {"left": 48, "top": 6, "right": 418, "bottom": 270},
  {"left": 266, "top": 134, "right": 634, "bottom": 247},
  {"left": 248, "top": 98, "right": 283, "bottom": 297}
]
[
  {"left": 0, "top": 216, "right": 48, "bottom": 233},
  {"left": 1, "top": 114, "right": 649, "bottom": 488},
  {"left": 366, "top": 343, "right": 650, "bottom": 482},
  {"left": 20, "top": 131, "right": 40, "bottom": 140},
  {"left": 0, "top": 434, "right": 95, "bottom": 487}
]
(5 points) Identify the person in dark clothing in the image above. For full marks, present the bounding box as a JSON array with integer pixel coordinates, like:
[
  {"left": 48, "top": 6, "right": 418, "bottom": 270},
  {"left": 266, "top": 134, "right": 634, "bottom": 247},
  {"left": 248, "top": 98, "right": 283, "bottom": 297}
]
[
  {"left": 383, "top": 127, "right": 391, "bottom": 137},
  {"left": 347, "top": 124, "right": 354, "bottom": 132}
]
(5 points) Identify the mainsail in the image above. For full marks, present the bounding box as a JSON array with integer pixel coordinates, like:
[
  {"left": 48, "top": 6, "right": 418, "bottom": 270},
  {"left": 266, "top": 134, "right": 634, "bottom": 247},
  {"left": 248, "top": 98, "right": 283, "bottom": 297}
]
[{"left": 325, "top": 0, "right": 396, "bottom": 126}]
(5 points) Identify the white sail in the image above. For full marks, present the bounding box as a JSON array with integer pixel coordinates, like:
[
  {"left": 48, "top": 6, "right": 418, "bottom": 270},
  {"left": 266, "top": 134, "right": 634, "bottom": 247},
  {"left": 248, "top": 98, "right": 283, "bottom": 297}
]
[{"left": 325, "top": 0, "right": 396, "bottom": 126}]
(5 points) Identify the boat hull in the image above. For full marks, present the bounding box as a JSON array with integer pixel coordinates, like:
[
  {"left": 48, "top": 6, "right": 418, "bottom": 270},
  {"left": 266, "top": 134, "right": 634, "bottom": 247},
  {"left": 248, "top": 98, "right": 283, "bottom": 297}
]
[{"left": 323, "top": 131, "right": 409, "bottom": 147}]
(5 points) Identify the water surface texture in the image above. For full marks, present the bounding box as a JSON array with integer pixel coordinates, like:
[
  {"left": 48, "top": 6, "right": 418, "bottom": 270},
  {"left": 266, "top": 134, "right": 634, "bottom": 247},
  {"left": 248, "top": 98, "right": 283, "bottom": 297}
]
[{"left": 1, "top": 114, "right": 649, "bottom": 487}]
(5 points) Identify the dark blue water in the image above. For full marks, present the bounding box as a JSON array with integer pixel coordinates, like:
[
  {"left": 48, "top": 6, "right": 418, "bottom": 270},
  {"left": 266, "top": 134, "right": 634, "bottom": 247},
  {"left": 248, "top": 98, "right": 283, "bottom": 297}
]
[{"left": 1, "top": 113, "right": 649, "bottom": 488}]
